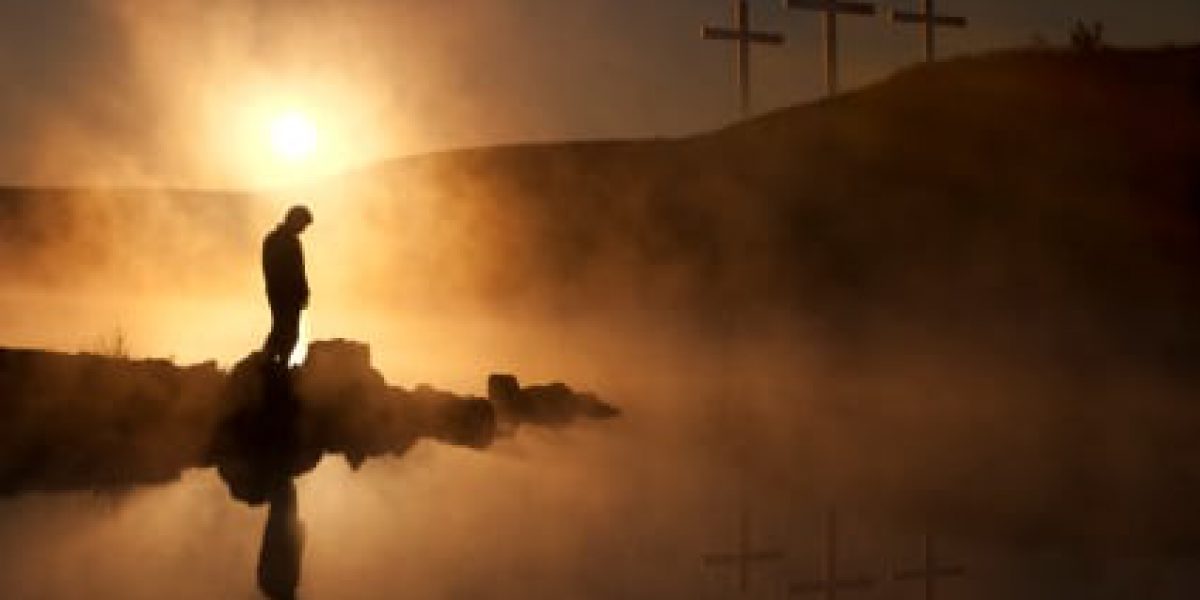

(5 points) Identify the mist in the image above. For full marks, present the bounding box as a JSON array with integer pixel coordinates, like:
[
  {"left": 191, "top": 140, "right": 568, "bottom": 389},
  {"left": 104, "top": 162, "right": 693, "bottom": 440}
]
[
  {"left": 0, "top": 12, "right": 1199, "bottom": 599},
  {"left": 4, "top": 0, "right": 1198, "bottom": 189}
]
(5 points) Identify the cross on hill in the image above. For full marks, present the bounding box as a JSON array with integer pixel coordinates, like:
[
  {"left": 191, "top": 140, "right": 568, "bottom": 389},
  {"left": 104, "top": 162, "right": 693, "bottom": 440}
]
[
  {"left": 703, "top": 0, "right": 786, "bottom": 117},
  {"left": 886, "top": 0, "right": 967, "bottom": 62},
  {"left": 703, "top": 502, "right": 786, "bottom": 593},
  {"left": 783, "top": 0, "right": 877, "bottom": 96},
  {"left": 789, "top": 508, "right": 876, "bottom": 599}
]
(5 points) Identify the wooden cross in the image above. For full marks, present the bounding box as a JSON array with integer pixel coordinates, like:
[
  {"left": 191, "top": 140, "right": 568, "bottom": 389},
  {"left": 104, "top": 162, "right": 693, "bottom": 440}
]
[
  {"left": 886, "top": 0, "right": 967, "bottom": 63},
  {"left": 783, "top": 0, "right": 877, "bottom": 97},
  {"left": 891, "top": 534, "right": 965, "bottom": 600},
  {"left": 789, "top": 508, "right": 876, "bottom": 599},
  {"left": 703, "top": 0, "right": 786, "bottom": 118},
  {"left": 703, "top": 502, "right": 786, "bottom": 593}
]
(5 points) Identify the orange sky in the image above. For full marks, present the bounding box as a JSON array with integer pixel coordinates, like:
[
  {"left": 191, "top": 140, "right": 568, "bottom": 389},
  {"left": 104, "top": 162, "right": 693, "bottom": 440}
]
[{"left": 0, "top": 0, "right": 1196, "bottom": 188}]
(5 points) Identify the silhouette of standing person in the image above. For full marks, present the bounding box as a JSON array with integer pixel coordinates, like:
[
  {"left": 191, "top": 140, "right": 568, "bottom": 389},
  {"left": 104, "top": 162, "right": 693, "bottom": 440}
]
[{"left": 262, "top": 205, "right": 312, "bottom": 366}]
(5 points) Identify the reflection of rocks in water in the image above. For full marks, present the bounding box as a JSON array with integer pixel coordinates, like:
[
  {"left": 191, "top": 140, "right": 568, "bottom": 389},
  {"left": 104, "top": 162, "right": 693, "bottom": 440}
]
[
  {"left": 0, "top": 347, "right": 227, "bottom": 494},
  {"left": 211, "top": 358, "right": 313, "bottom": 506},
  {"left": 0, "top": 340, "right": 617, "bottom": 498},
  {"left": 210, "top": 340, "right": 618, "bottom": 499},
  {"left": 212, "top": 359, "right": 307, "bottom": 599},
  {"left": 207, "top": 340, "right": 617, "bottom": 599},
  {"left": 0, "top": 340, "right": 617, "bottom": 599}
]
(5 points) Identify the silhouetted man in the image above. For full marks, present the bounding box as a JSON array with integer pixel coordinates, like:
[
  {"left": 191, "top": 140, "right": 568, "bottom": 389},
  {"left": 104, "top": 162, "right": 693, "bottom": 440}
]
[{"left": 262, "top": 205, "right": 312, "bottom": 366}]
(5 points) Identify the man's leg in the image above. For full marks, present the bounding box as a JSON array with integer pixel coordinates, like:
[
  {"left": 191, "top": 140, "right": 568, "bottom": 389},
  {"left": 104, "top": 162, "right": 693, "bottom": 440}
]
[
  {"left": 263, "top": 304, "right": 301, "bottom": 364},
  {"left": 275, "top": 307, "right": 301, "bottom": 365},
  {"left": 263, "top": 304, "right": 283, "bottom": 363}
]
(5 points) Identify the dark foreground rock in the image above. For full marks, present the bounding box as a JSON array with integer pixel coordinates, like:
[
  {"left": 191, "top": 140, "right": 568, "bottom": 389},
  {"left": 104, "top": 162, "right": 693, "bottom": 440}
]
[
  {"left": 0, "top": 338, "right": 618, "bottom": 599},
  {"left": 0, "top": 338, "right": 617, "bottom": 498}
]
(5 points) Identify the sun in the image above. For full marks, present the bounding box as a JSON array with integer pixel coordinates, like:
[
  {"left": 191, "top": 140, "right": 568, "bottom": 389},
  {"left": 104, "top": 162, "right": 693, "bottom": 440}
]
[{"left": 268, "top": 110, "right": 318, "bottom": 162}]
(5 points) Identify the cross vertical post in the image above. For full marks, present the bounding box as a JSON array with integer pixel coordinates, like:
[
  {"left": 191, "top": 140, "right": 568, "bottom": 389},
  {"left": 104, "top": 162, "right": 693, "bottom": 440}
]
[
  {"left": 783, "top": 0, "right": 877, "bottom": 96},
  {"left": 886, "top": 0, "right": 967, "bottom": 62},
  {"left": 737, "top": 0, "right": 751, "bottom": 117},
  {"left": 823, "top": 8, "right": 837, "bottom": 97},
  {"left": 703, "top": 0, "right": 786, "bottom": 118},
  {"left": 891, "top": 533, "right": 966, "bottom": 600},
  {"left": 924, "top": 0, "right": 935, "bottom": 62},
  {"left": 824, "top": 506, "right": 838, "bottom": 598},
  {"left": 703, "top": 501, "right": 786, "bottom": 593},
  {"left": 790, "top": 508, "right": 876, "bottom": 599}
]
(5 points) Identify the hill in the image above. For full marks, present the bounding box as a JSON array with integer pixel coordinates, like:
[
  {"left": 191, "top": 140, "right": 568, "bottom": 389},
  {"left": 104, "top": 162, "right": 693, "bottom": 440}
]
[
  {"left": 340, "top": 46, "right": 1200, "bottom": 367},
  {"left": 330, "top": 46, "right": 1200, "bottom": 550},
  {"left": 2, "top": 46, "right": 1200, "bottom": 551}
]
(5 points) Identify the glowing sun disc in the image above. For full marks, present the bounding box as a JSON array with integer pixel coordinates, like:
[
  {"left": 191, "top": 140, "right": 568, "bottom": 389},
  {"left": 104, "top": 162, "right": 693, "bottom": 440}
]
[{"left": 269, "top": 111, "right": 318, "bottom": 162}]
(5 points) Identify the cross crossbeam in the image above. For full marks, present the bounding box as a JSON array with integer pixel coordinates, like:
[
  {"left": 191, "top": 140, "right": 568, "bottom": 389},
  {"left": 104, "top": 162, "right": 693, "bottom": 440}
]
[
  {"left": 783, "top": 0, "right": 877, "bottom": 96},
  {"left": 891, "top": 534, "right": 966, "bottom": 600},
  {"left": 703, "top": 28, "right": 786, "bottom": 45},
  {"left": 703, "top": 503, "right": 786, "bottom": 592},
  {"left": 786, "top": 0, "right": 876, "bottom": 16},
  {"left": 886, "top": 0, "right": 967, "bottom": 62},
  {"left": 889, "top": 13, "right": 967, "bottom": 27},
  {"left": 790, "top": 508, "right": 877, "bottom": 599},
  {"left": 703, "top": 0, "right": 786, "bottom": 117}
]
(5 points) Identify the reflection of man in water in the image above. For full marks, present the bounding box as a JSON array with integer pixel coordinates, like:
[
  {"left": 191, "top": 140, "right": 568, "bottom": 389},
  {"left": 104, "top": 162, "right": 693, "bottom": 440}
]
[{"left": 262, "top": 205, "right": 312, "bottom": 365}]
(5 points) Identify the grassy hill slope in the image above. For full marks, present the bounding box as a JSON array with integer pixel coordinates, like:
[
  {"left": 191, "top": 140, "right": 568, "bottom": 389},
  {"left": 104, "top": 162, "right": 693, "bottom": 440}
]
[{"left": 346, "top": 46, "right": 1200, "bottom": 371}]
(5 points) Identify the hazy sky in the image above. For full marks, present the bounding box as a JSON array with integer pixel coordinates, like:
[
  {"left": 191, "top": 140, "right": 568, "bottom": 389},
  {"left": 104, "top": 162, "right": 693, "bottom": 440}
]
[{"left": 0, "top": 0, "right": 1197, "bottom": 187}]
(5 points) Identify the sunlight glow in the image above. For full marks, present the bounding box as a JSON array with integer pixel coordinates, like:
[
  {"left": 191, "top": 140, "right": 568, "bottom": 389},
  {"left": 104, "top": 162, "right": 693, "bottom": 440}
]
[
  {"left": 215, "top": 77, "right": 402, "bottom": 187},
  {"left": 289, "top": 312, "right": 309, "bottom": 367},
  {"left": 268, "top": 111, "right": 319, "bottom": 163}
]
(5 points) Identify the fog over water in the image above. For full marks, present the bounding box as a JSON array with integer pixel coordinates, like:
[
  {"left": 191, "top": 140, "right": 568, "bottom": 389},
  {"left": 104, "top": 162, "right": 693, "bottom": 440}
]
[{"left": 1, "top": 45, "right": 1199, "bottom": 597}]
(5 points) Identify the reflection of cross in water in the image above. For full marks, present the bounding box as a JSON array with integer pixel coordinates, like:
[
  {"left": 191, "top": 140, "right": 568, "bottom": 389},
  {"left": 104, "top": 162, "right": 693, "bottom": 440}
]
[
  {"left": 885, "top": 0, "right": 968, "bottom": 63},
  {"left": 702, "top": 0, "right": 785, "bottom": 117},
  {"left": 890, "top": 533, "right": 965, "bottom": 600},
  {"left": 790, "top": 508, "right": 876, "bottom": 599},
  {"left": 703, "top": 501, "right": 785, "bottom": 593}
]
